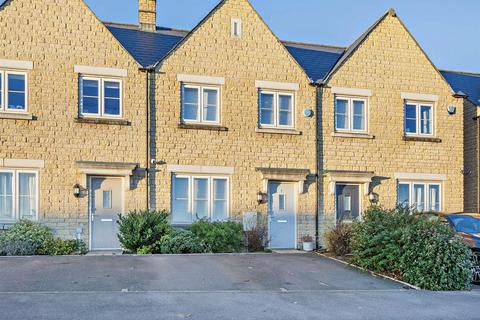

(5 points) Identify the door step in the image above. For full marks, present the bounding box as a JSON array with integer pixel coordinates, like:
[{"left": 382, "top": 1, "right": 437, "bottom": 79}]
[
  {"left": 86, "top": 250, "right": 123, "bottom": 256},
  {"left": 272, "top": 249, "right": 308, "bottom": 254}
]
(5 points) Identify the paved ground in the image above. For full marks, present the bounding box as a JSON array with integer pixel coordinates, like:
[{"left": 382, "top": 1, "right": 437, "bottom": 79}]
[{"left": 0, "top": 253, "right": 479, "bottom": 320}]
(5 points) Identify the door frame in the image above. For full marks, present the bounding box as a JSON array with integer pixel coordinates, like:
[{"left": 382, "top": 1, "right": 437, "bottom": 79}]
[
  {"left": 334, "top": 182, "right": 362, "bottom": 224},
  {"left": 88, "top": 175, "right": 125, "bottom": 251},
  {"left": 267, "top": 180, "right": 298, "bottom": 249}
]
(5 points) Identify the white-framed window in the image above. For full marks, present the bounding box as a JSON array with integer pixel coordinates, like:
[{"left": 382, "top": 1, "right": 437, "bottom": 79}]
[
  {"left": 181, "top": 85, "right": 220, "bottom": 124},
  {"left": 334, "top": 97, "right": 367, "bottom": 132},
  {"left": 259, "top": 90, "right": 294, "bottom": 128},
  {"left": 0, "top": 70, "right": 28, "bottom": 112},
  {"left": 231, "top": 18, "right": 242, "bottom": 38},
  {"left": 397, "top": 181, "right": 441, "bottom": 212},
  {"left": 404, "top": 102, "right": 434, "bottom": 136},
  {"left": 0, "top": 170, "right": 38, "bottom": 222},
  {"left": 171, "top": 174, "right": 229, "bottom": 224},
  {"left": 79, "top": 76, "right": 122, "bottom": 118}
]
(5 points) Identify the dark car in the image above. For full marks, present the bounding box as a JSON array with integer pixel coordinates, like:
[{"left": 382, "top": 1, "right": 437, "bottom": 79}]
[{"left": 430, "top": 213, "right": 480, "bottom": 282}]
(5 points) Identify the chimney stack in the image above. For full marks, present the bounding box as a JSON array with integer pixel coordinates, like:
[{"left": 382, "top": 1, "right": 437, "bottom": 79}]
[{"left": 139, "top": 0, "right": 157, "bottom": 32}]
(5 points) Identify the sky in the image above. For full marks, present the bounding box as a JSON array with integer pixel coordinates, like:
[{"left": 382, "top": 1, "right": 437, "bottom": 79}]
[{"left": 86, "top": 0, "right": 477, "bottom": 73}]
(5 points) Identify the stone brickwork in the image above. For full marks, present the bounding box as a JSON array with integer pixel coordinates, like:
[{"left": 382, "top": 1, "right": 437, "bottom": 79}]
[
  {"left": 464, "top": 100, "right": 478, "bottom": 212},
  {"left": 152, "top": 0, "right": 318, "bottom": 247},
  {"left": 0, "top": 0, "right": 148, "bottom": 243},
  {"left": 318, "top": 12, "right": 465, "bottom": 246}
]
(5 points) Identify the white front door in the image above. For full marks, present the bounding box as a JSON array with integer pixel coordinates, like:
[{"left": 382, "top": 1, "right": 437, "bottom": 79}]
[
  {"left": 89, "top": 177, "right": 123, "bottom": 250},
  {"left": 268, "top": 182, "right": 296, "bottom": 249}
]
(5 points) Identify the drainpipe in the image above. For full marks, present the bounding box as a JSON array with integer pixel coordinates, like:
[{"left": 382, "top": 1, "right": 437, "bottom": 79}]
[
  {"left": 311, "top": 80, "right": 323, "bottom": 249},
  {"left": 141, "top": 66, "right": 155, "bottom": 211},
  {"left": 477, "top": 117, "right": 480, "bottom": 212}
]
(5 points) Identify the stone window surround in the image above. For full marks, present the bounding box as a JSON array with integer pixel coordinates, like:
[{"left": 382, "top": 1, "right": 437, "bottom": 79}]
[
  {"left": 324, "top": 170, "right": 375, "bottom": 196},
  {"left": 0, "top": 158, "right": 43, "bottom": 223},
  {"left": 256, "top": 167, "right": 310, "bottom": 195},
  {"left": 75, "top": 161, "right": 138, "bottom": 191}
]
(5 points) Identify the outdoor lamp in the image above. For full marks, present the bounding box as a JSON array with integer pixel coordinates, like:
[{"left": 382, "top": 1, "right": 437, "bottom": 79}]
[
  {"left": 369, "top": 192, "right": 379, "bottom": 204},
  {"left": 73, "top": 184, "right": 83, "bottom": 198},
  {"left": 257, "top": 191, "right": 267, "bottom": 204}
]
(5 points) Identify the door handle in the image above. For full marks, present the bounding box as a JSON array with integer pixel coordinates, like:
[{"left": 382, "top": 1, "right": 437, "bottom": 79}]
[{"left": 101, "top": 219, "right": 113, "bottom": 222}]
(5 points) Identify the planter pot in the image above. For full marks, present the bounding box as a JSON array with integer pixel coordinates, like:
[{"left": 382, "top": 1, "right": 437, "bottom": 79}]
[{"left": 303, "top": 242, "right": 315, "bottom": 252}]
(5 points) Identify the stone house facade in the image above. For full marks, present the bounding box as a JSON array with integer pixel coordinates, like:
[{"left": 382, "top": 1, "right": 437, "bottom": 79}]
[{"left": 0, "top": 0, "right": 474, "bottom": 250}]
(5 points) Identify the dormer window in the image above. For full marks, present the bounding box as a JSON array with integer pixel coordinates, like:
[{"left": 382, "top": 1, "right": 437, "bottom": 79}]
[{"left": 231, "top": 18, "right": 242, "bottom": 38}]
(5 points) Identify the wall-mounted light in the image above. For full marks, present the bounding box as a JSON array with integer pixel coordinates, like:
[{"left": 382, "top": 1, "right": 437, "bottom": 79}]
[
  {"left": 368, "top": 192, "right": 379, "bottom": 204},
  {"left": 257, "top": 191, "right": 267, "bottom": 204},
  {"left": 447, "top": 106, "right": 456, "bottom": 115},
  {"left": 73, "top": 184, "right": 86, "bottom": 198}
]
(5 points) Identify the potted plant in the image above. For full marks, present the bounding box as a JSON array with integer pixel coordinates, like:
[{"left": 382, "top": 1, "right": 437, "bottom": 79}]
[{"left": 301, "top": 235, "right": 315, "bottom": 252}]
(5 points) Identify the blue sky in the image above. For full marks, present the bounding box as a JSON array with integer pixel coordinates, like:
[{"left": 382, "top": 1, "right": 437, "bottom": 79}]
[{"left": 84, "top": 0, "right": 477, "bottom": 72}]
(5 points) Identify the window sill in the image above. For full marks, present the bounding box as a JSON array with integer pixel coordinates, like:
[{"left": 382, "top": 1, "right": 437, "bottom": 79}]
[
  {"left": 403, "top": 135, "right": 442, "bottom": 143},
  {"left": 256, "top": 128, "right": 302, "bottom": 135},
  {"left": 75, "top": 117, "right": 131, "bottom": 126},
  {"left": 0, "top": 112, "right": 35, "bottom": 121},
  {"left": 178, "top": 123, "right": 228, "bottom": 131},
  {"left": 332, "top": 132, "right": 375, "bottom": 139}
]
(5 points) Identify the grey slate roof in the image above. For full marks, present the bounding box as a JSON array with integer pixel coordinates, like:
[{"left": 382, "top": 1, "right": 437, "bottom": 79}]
[
  {"left": 106, "top": 24, "right": 184, "bottom": 68},
  {"left": 106, "top": 23, "right": 344, "bottom": 81},
  {"left": 441, "top": 70, "right": 480, "bottom": 106}
]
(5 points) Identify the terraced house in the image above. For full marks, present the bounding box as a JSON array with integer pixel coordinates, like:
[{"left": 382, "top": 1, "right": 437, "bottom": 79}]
[{"left": 0, "top": 0, "right": 472, "bottom": 250}]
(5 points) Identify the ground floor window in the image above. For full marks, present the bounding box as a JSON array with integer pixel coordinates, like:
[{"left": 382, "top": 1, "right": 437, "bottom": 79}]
[
  {"left": 0, "top": 170, "right": 38, "bottom": 221},
  {"left": 397, "top": 181, "right": 441, "bottom": 212},
  {"left": 172, "top": 174, "right": 229, "bottom": 224}
]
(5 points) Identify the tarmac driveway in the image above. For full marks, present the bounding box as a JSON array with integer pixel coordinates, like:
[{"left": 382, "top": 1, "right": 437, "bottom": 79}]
[{"left": 0, "top": 253, "right": 479, "bottom": 320}]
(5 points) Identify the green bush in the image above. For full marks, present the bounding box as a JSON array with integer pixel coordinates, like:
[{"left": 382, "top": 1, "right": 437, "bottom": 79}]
[
  {"left": 118, "top": 210, "right": 171, "bottom": 253},
  {"left": 189, "top": 219, "right": 243, "bottom": 253},
  {"left": 400, "top": 218, "right": 472, "bottom": 291},
  {"left": 159, "top": 229, "right": 206, "bottom": 254},
  {"left": 0, "top": 220, "right": 53, "bottom": 255},
  {"left": 1, "top": 240, "right": 39, "bottom": 256},
  {"left": 326, "top": 223, "right": 353, "bottom": 256},
  {"left": 0, "top": 220, "right": 87, "bottom": 256},
  {"left": 351, "top": 206, "right": 473, "bottom": 291},
  {"left": 351, "top": 206, "right": 414, "bottom": 273},
  {"left": 41, "top": 238, "right": 87, "bottom": 256}
]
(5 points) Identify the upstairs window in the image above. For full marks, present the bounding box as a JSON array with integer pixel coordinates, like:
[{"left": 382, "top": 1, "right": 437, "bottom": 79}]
[
  {"left": 181, "top": 85, "right": 220, "bottom": 124},
  {"left": 259, "top": 90, "right": 294, "bottom": 128},
  {"left": 79, "top": 77, "right": 122, "bottom": 118},
  {"left": 334, "top": 97, "right": 367, "bottom": 132},
  {"left": 0, "top": 71, "right": 28, "bottom": 112},
  {"left": 404, "top": 102, "right": 433, "bottom": 136}
]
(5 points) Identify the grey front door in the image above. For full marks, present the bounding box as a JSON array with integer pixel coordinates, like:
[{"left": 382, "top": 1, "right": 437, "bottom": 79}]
[
  {"left": 89, "top": 177, "right": 123, "bottom": 250},
  {"left": 268, "top": 182, "right": 296, "bottom": 249},
  {"left": 336, "top": 184, "right": 360, "bottom": 222}
]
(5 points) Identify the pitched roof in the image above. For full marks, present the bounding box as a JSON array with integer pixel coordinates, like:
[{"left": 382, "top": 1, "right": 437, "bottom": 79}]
[
  {"left": 441, "top": 70, "right": 480, "bottom": 106},
  {"left": 106, "top": 23, "right": 185, "bottom": 68},
  {"left": 105, "top": 22, "right": 344, "bottom": 81}
]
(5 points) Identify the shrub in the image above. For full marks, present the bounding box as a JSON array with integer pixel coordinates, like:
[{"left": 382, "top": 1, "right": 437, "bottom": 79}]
[
  {"left": 0, "top": 220, "right": 53, "bottom": 255},
  {"left": 159, "top": 229, "right": 206, "bottom": 254},
  {"left": 189, "top": 219, "right": 244, "bottom": 253},
  {"left": 1, "top": 240, "right": 39, "bottom": 256},
  {"left": 400, "top": 218, "right": 472, "bottom": 291},
  {"left": 41, "top": 238, "right": 87, "bottom": 256},
  {"left": 244, "top": 215, "right": 269, "bottom": 252},
  {"left": 326, "top": 223, "right": 353, "bottom": 256},
  {"left": 351, "top": 206, "right": 473, "bottom": 291},
  {"left": 118, "top": 210, "right": 171, "bottom": 253},
  {"left": 351, "top": 206, "right": 414, "bottom": 273}
]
